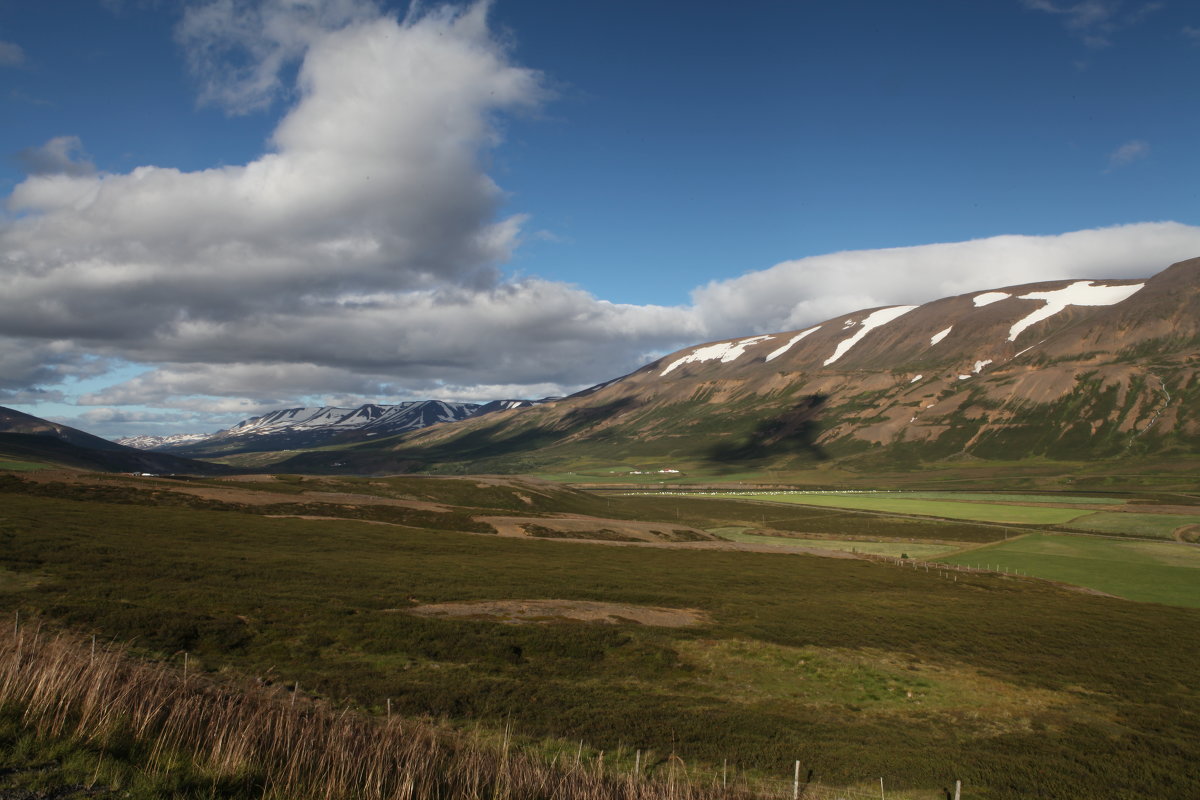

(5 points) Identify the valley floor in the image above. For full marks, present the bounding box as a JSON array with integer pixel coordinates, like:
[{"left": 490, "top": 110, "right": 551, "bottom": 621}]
[{"left": 0, "top": 468, "right": 1197, "bottom": 799}]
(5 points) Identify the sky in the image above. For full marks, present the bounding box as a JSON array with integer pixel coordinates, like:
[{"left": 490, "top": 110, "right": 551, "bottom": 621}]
[{"left": 1, "top": 0, "right": 1199, "bottom": 439}]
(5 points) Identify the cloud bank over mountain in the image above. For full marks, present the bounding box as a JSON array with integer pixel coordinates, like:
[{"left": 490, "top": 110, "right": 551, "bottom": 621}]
[{"left": 2, "top": 1, "right": 1199, "bottom": 437}]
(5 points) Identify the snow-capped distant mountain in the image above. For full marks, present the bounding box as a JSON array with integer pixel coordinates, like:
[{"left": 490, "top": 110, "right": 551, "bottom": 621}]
[
  {"left": 134, "top": 399, "right": 541, "bottom": 457},
  {"left": 115, "top": 432, "right": 213, "bottom": 450}
]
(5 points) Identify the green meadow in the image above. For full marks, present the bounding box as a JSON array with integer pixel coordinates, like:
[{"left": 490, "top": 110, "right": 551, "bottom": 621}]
[
  {"left": 1065, "top": 511, "right": 1200, "bottom": 539},
  {"left": 936, "top": 533, "right": 1200, "bottom": 608},
  {"left": 0, "top": 459, "right": 50, "bottom": 472},
  {"left": 701, "top": 492, "right": 1095, "bottom": 524},
  {"left": 892, "top": 492, "right": 1125, "bottom": 505}
]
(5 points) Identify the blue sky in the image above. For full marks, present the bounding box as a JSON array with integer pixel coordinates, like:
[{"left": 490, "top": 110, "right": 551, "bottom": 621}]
[{"left": 1, "top": 0, "right": 1198, "bottom": 438}]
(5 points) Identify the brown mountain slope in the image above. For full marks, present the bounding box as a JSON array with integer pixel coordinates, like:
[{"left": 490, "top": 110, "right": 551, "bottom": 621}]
[{"left": 275, "top": 257, "right": 1200, "bottom": 475}]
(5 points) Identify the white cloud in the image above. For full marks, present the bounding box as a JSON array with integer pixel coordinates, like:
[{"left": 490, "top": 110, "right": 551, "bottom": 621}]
[
  {"left": 70, "top": 279, "right": 699, "bottom": 403},
  {"left": 0, "top": 40, "right": 24, "bottom": 66},
  {"left": 79, "top": 407, "right": 180, "bottom": 425},
  {"left": 176, "top": 0, "right": 382, "bottom": 114},
  {"left": 688, "top": 222, "right": 1200, "bottom": 339},
  {"left": 1, "top": 3, "right": 548, "bottom": 351},
  {"left": 1106, "top": 139, "right": 1149, "bottom": 169},
  {"left": 15, "top": 136, "right": 96, "bottom": 177},
  {"left": 1021, "top": 1, "right": 1161, "bottom": 48}
]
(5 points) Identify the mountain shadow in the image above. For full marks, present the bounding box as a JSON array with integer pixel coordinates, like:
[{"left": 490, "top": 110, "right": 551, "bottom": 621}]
[
  {"left": 707, "top": 394, "right": 830, "bottom": 464},
  {"left": 560, "top": 396, "right": 642, "bottom": 428}
]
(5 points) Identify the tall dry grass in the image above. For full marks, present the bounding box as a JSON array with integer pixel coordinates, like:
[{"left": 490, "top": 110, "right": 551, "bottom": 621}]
[{"left": 0, "top": 621, "right": 760, "bottom": 800}]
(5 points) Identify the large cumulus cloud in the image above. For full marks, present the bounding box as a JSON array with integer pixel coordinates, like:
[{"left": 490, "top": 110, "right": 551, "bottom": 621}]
[{"left": 3, "top": 2, "right": 539, "bottom": 328}]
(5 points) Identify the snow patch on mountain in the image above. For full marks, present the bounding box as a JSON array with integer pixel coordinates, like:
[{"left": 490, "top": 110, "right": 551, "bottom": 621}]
[
  {"left": 661, "top": 335, "right": 776, "bottom": 376},
  {"left": 973, "top": 359, "right": 993, "bottom": 373},
  {"left": 1008, "top": 281, "right": 1145, "bottom": 342},
  {"left": 764, "top": 326, "right": 821, "bottom": 362},
  {"left": 930, "top": 326, "right": 952, "bottom": 346},
  {"left": 823, "top": 306, "right": 917, "bottom": 366},
  {"left": 973, "top": 291, "right": 1010, "bottom": 307}
]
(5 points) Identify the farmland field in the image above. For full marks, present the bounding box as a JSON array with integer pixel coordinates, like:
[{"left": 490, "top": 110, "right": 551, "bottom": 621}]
[
  {"left": 936, "top": 533, "right": 1200, "bottom": 608},
  {"left": 1065, "top": 511, "right": 1200, "bottom": 539},
  {"left": 888, "top": 492, "right": 1125, "bottom": 505},
  {"left": 699, "top": 492, "right": 1095, "bottom": 524}
]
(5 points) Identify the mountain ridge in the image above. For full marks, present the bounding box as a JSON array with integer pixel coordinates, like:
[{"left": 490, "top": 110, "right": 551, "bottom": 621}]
[
  {"left": 129, "top": 399, "right": 544, "bottom": 457},
  {"left": 268, "top": 257, "right": 1200, "bottom": 475}
]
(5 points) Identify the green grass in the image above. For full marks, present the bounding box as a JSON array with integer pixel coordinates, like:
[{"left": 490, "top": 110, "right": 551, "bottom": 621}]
[
  {"left": 709, "top": 493, "right": 1093, "bottom": 524},
  {"left": 0, "top": 460, "right": 50, "bottom": 472},
  {"left": 708, "top": 528, "right": 960, "bottom": 559},
  {"left": 1066, "top": 511, "right": 1200, "bottom": 539},
  {"left": 893, "top": 492, "right": 1125, "bottom": 505},
  {"left": 0, "top": 476, "right": 1199, "bottom": 799},
  {"left": 937, "top": 533, "right": 1200, "bottom": 607}
]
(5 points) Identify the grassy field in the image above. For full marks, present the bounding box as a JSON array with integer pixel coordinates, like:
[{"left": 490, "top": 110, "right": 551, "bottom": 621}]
[
  {"left": 936, "top": 533, "right": 1200, "bottom": 608},
  {"left": 1065, "top": 511, "right": 1200, "bottom": 539},
  {"left": 702, "top": 492, "right": 1094, "bottom": 524},
  {"left": 0, "top": 459, "right": 49, "bottom": 472},
  {"left": 612, "top": 495, "right": 1011, "bottom": 543},
  {"left": 891, "top": 492, "right": 1125, "bottom": 505},
  {"left": 0, "top": 473, "right": 1198, "bottom": 799},
  {"left": 708, "top": 528, "right": 961, "bottom": 559}
]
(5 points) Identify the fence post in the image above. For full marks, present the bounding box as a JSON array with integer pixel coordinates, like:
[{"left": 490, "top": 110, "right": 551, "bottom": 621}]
[
  {"left": 793, "top": 760, "right": 800, "bottom": 800},
  {"left": 635, "top": 749, "right": 641, "bottom": 777},
  {"left": 954, "top": 779, "right": 962, "bottom": 800}
]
